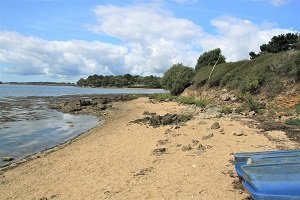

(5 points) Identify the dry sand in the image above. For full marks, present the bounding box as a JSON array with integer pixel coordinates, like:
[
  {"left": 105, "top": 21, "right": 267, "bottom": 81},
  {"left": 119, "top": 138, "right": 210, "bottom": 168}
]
[{"left": 0, "top": 97, "right": 298, "bottom": 200}]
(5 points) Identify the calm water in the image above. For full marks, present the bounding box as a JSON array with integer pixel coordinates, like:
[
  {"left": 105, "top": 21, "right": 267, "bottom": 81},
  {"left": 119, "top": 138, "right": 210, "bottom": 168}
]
[
  {"left": 0, "top": 84, "right": 166, "bottom": 167},
  {"left": 0, "top": 84, "right": 165, "bottom": 98}
]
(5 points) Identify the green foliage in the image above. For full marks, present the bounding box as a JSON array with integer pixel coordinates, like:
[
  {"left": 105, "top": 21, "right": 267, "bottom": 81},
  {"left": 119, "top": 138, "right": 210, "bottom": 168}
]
[
  {"left": 221, "top": 106, "right": 233, "bottom": 114},
  {"left": 149, "top": 94, "right": 209, "bottom": 108},
  {"left": 161, "top": 63, "right": 195, "bottom": 95},
  {"left": 76, "top": 74, "right": 161, "bottom": 88},
  {"left": 295, "top": 103, "right": 300, "bottom": 114},
  {"left": 285, "top": 118, "right": 300, "bottom": 126},
  {"left": 195, "top": 48, "right": 226, "bottom": 71},
  {"left": 244, "top": 95, "right": 265, "bottom": 112},
  {"left": 149, "top": 93, "right": 177, "bottom": 101},
  {"left": 193, "top": 50, "right": 300, "bottom": 94},
  {"left": 249, "top": 51, "right": 260, "bottom": 59},
  {"left": 255, "top": 33, "right": 300, "bottom": 55},
  {"left": 177, "top": 96, "right": 210, "bottom": 108}
]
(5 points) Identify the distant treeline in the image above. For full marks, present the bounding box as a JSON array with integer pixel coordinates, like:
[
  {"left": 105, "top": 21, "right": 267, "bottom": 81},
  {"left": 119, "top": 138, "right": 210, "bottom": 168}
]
[
  {"left": 4, "top": 82, "right": 75, "bottom": 86},
  {"left": 77, "top": 74, "right": 161, "bottom": 88}
]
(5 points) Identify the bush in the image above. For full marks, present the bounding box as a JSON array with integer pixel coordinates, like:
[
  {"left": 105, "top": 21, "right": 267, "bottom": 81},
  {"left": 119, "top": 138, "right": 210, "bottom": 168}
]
[
  {"left": 244, "top": 95, "right": 265, "bottom": 112},
  {"left": 195, "top": 48, "right": 226, "bottom": 71},
  {"left": 161, "top": 63, "right": 195, "bottom": 95},
  {"left": 285, "top": 118, "right": 300, "bottom": 126},
  {"left": 177, "top": 96, "right": 210, "bottom": 108},
  {"left": 149, "top": 93, "right": 176, "bottom": 101},
  {"left": 221, "top": 106, "right": 233, "bottom": 114},
  {"left": 295, "top": 103, "right": 300, "bottom": 114}
]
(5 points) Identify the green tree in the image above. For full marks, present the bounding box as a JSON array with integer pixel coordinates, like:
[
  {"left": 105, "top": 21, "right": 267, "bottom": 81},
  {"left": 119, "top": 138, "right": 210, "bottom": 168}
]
[
  {"left": 195, "top": 48, "right": 226, "bottom": 71},
  {"left": 161, "top": 63, "right": 195, "bottom": 95},
  {"left": 249, "top": 51, "right": 259, "bottom": 59}
]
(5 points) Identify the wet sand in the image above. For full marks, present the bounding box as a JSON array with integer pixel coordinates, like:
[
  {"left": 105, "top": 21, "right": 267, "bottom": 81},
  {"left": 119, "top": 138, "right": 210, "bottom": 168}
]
[{"left": 0, "top": 97, "right": 298, "bottom": 200}]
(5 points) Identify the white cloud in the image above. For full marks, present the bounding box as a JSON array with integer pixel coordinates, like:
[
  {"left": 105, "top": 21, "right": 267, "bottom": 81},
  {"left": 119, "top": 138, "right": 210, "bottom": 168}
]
[
  {"left": 199, "top": 16, "right": 293, "bottom": 61},
  {"left": 0, "top": 4, "right": 296, "bottom": 81},
  {"left": 0, "top": 31, "right": 129, "bottom": 77},
  {"left": 270, "top": 0, "right": 289, "bottom": 6}
]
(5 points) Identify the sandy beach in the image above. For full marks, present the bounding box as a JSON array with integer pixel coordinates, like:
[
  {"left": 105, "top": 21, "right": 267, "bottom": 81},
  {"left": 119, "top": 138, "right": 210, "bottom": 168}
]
[{"left": 0, "top": 97, "right": 298, "bottom": 200}]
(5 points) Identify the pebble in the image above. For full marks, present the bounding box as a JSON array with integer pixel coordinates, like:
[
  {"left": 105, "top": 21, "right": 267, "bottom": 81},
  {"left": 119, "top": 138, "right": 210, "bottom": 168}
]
[
  {"left": 233, "top": 130, "right": 244, "bottom": 136},
  {"left": 2, "top": 157, "right": 14, "bottom": 162}
]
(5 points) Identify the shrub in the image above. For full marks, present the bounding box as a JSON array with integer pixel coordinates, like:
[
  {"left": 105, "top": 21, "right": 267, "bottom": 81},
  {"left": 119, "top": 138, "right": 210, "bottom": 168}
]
[
  {"left": 221, "top": 106, "right": 233, "bottom": 114},
  {"left": 161, "top": 63, "right": 195, "bottom": 95},
  {"left": 295, "top": 103, "right": 300, "bottom": 114},
  {"left": 195, "top": 48, "right": 226, "bottom": 71},
  {"left": 285, "top": 118, "right": 300, "bottom": 126},
  {"left": 244, "top": 95, "right": 266, "bottom": 112},
  {"left": 177, "top": 96, "right": 210, "bottom": 108},
  {"left": 149, "top": 93, "right": 176, "bottom": 101}
]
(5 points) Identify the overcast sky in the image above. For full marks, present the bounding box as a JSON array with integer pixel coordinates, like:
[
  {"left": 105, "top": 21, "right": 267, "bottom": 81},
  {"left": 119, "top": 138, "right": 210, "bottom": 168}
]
[{"left": 0, "top": 0, "right": 299, "bottom": 82}]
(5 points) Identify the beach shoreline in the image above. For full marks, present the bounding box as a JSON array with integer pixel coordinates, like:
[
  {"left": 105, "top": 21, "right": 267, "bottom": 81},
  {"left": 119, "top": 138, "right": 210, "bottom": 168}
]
[{"left": 0, "top": 97, "right": 299, "bottom": 199}]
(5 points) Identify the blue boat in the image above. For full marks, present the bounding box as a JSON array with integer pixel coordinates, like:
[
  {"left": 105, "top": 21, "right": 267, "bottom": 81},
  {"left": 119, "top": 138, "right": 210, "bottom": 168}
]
[
  {"left": 241, "top": 163, "right": 300, "bottom": 200},
  {"left": 234, "top": 149, "right": 300, "bottom": 163},
  {"left": 235, "top": 154, "right": 300, "bottom": 177}
]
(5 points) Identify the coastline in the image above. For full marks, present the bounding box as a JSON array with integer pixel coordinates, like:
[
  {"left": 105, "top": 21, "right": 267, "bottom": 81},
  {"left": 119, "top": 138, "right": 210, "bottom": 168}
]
[{"left": 0, "top": 97, "right": 298, "bottom": 199}]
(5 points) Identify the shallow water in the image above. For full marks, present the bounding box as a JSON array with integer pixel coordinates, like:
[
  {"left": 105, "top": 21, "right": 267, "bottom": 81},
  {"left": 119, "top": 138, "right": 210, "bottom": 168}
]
[
  {"left": 0, "top": 85, "right": 165, "bottom": 167},
  {"left": 0, "top": 96, "right": 99, "bottom": 167}
]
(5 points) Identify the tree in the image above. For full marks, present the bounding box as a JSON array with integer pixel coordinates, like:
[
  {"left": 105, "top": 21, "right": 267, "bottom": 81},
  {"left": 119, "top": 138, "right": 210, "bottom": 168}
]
[
  {"left": 161, "top": 63, "right": 195, "bottom": 95},
  {"left": 249, "top": 51, "right": 259, "bottom": 59},
  {"left": 195, "top": 48, "right": 226, "bottom": 71},
  {"left": 260, "top": 33, "right": 299, "bottom": 54}
]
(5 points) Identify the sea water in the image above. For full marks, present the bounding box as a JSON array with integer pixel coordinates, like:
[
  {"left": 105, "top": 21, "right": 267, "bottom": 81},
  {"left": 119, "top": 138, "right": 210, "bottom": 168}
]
[{"left": 0, "top": 84, "right": 165, "bottom": 167}]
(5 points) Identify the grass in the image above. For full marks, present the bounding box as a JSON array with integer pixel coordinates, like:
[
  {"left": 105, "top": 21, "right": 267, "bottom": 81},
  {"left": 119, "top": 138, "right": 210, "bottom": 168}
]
[
  {"left": 149, "top": 94, "right": 210, "bottom": 108},
  {"left": 221, "top": 106, "right": 233, "bottom": 114},
  {"left": 193, "top": 50, "right": 300, "bottom": 95},
  {"left": 295, "top": 103, "right": 300, "bottom": 114},
  {"left": 285, "top": 118, "right": 300, "bottom": 126}
]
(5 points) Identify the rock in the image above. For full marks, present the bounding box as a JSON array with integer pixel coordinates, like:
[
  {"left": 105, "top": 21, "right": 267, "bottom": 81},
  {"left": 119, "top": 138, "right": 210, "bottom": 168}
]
[
  {"left": 182, "top": 145, "right": 193, "bottom": 151},
  {"left": 39, "top": 197, "right": 48, "bottom": 200},
  {"left": 157, "top": 139, "right": 169, "bottom": 146},
  {"left": 233, "top": 130, "right": 244, "bottom": 136},
  {"left": 150, "top": 115, "right": 162, "bottom": 127},
  {"left": 219, "top": 128, "right": 225, "bottom": 134},
  {"left": 143, "top": 111, "right": 156, "bottom": 116},
  {"left": 162, "top": 114, "right": 174, "bottom": 125},
  {"left": 220, "top": 94, "right": 230, "bottom": 101},
  {"left": 152, "top": 148, "right": 167, "bottom": 156},
  {"left": 211, "top": 122, "right": 220, "bottom": 129},
  {"left": 249, "top": 111, "right": 256, "bottom": 116},
  {"left": 2, "top": 156, "right": 14, "bottom": 162},
  {"left": 202, "top": 133, "right": 214, "bottom": 140},
  {"left": 174, "top": 125, "right": 180, "bottom": 129},
  {"left": 192, "top": 139, "right": 199, "bottom": 146},
  {"left": 197, "top": 144, "right": 206, "bottom": 151},
  {"left": 79, "top": 98, "right": 93, "bottom": 106}
]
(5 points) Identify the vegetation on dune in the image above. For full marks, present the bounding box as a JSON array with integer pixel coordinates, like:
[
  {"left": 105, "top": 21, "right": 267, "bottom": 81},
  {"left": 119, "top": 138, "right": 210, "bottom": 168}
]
[
  {"left": 77, "top": 74, "right": 161, "bottom": 88},
  {"left": 160, "top": 63, "right": 195, "bottom": 95},
  {"left": 149, "top": 93, "right": 210, "bottom": 108},
  {"left": 195, "top": 48, "right": 226, "bottom": 72},
  {"left": 193, "top": 50, "right": 300, "bottom": 96},
  {"left": 285, "top": 118, "right": 300, "bottom": 126}
]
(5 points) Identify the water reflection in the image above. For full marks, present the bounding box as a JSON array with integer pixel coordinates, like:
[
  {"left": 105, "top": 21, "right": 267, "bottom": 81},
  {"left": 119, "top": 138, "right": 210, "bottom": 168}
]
[{"left": 0, "top": 97, "right": 99, "bottom": 167}]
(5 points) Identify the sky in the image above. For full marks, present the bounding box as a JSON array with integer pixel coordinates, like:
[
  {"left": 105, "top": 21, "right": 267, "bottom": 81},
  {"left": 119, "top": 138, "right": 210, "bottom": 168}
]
[{"left": 0, "top": 0, "right": 299, "bottom": 82}]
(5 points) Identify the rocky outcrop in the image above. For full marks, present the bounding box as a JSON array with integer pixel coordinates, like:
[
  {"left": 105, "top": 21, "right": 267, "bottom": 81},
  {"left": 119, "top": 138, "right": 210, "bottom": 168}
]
[{"left": 131, "top": 113, "right": 193, "bottom": 128}]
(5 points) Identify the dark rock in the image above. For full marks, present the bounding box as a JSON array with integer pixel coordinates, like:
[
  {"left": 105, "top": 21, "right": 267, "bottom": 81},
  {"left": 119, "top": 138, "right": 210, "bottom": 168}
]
[
  {"left": 211, "top": 122, "right": 220, "bottom": 129},
  {"left": 162, "top": 114, "right": 175, "bottom": 125},
  {"left": 233, "top": 130, "right": 244, "bottom": 136},
  {"left": 182, "top": 145, "right": 193, "bottom": 151},
  {"left": 202, "top": 133, "right": 214, "bottom": 140},
  {"left": 157, "top": 139, "right": 169, "bottom": 145},
  {"left": 152, "top": 148, "right": 167, "bottom": 156},
  {"left": 2, "top": 156, "right": 14, "bottom": 162},
  {"left": 79, "top": 98, "right": 93, "bottom": 106},
  {"left": 150, "top": 115, "right": 162, "bottom": 127},
  {"left": 143, "top": 111, "right": 156, "bottom": 116},
  {"left": 192, "top": 139, "right": 199, "bottom": 146}
]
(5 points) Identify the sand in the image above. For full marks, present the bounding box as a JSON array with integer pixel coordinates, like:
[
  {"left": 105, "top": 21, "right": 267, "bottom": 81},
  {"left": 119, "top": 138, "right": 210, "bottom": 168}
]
[{"left": 0, "top": 97, "right": 298, "bottom": 200}]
